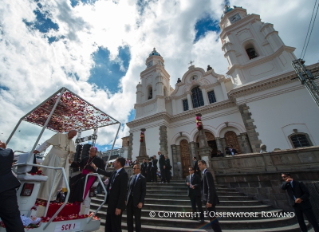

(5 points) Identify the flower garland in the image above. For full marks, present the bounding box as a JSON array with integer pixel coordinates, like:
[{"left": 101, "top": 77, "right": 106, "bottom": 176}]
[
  {"left": 140, "top": 131, "right": 144, "bottom": 143},
  {"left": 196, "top": 115, "right": 203, "bottom": 130}
]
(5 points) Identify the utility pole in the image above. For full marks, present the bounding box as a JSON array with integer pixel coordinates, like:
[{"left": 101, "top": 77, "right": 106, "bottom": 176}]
[{"left": 292, "top": 59, "right": 319, "bottom": 107}]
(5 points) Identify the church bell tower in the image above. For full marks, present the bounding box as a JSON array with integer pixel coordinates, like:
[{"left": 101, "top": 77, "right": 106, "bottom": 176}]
[
  {"left": 220, "top": 5, "right": 297, "bottom": 87},
  {"left": 134, "top": 48, "right": 170, "bottom": 119}
]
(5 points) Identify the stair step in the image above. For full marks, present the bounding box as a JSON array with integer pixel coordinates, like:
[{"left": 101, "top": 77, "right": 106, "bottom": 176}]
[
  {"left": 91, "top": 198, "right": 261, "bottom": 206},
  {"left": 90, "top": 202, "right": 274, "bottom": 212}
]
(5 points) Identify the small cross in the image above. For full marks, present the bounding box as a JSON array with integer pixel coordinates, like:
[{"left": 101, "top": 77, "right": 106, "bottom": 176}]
[{"left": 188, "top": 60, "right": 194, "bottom": 66}]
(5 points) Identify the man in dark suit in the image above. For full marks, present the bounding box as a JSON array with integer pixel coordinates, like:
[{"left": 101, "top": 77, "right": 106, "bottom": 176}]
[
  {"left": 141, "top": 158, "right": 147, "bottom": 177},
  {"left": 126, "top": 164, "right": 146, "bottom": 232},
  {"left": 146, "top": 158, "right": 152, "bottom": 182},
  {"left": 91, "top": 157, "right": 128, "bottom": 232},
  {"left": 164, "top": 155, "right": 171, "bottom": 183},
  {"left": 281, "top": 173, "right": 319, "bottom": 232},
  {"left": 225, "top": 145, "right": 238, "bottom": 156},
  {"left": 186, "top": 167, "right": 204, "bottom": 223},
  {"left": 0, "top": 142, "right": 24, "bottom": 232},
  {"left": 158, "top": 151, "right": 167, "bottom": 183},
  {"left": 152, "top": 155, "right": 158, "bottom": 182},
  {"left": 198, "top": 160, "right": 222, "bottom": 232},
  {"left": 69, "top": 146, "right": 105, "bottom": 203},
  {"left": 193, "top": 157, "right": 200, "bottom": 175}
]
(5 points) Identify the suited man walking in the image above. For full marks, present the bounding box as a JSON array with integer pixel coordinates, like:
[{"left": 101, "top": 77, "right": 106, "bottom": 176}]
[
  {"left": 0, "top": 142, "right": 24, "bottom": 232},
  {"left": 281, "top": 173, "right": 319, "bottom": 232},
  {"left": 126, "top": 164, "right": 146, "bottom": 232},
  {"left": 91, "top": 157, "right": 128, "bottom": 232},
  {"left": 158, "top": 151, "right": 167, "bottom": 183},
  {"left": 198, "top": 160, "right": 222, "bottom": 232},
  {"left": 186, "top": 167, "right": 204, "bottom": 223}
]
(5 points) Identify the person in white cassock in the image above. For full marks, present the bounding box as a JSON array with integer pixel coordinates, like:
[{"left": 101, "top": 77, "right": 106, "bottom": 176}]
[{"left": 34, "top": 130, "right": 77, "bottom": 201}]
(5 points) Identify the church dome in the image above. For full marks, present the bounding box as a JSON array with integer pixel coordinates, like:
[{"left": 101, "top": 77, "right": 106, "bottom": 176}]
[{"left": 149, "top": 48, "right": 161, "bottom": 57}]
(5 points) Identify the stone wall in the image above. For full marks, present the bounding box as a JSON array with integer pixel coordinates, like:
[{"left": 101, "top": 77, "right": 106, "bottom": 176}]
[{"left": 212, "top": 146, "right": 319, "bottom": 217}]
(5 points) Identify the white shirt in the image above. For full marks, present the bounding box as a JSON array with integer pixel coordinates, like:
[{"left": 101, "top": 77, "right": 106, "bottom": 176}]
[{"left": 202, "top": 168, "right": 207, "bottom": 175}]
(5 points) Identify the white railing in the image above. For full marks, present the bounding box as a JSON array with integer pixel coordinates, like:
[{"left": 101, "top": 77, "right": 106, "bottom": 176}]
[
  {"left": 83, "top": 173, "right": 107, "bottom": 223},
  {"left": 14, "top": 163, "right": 70, "bottom": 230}
]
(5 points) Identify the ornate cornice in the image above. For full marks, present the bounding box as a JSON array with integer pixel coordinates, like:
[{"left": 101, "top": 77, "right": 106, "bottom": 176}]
[
  {"left": 228, "top": 63, "right": 319, "bottom": 99},
  {"left": 127, "top": 100, "right": 236, "bottom": 129}
]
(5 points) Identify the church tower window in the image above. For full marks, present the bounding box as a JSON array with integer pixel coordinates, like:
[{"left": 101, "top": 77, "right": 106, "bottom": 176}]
[
  {"left": 289, "top": 133, "right": 312, "bottom": 148},
  {"left": 207, "top": 90, "right": 216, "bottom": 104},
  {"left": 182, "top": 99, "right": 189, "bottom": 111},
  {"left": 148, "top": 86, "right": 153, "bottom": 100},
  {"left": 191, "top": 86, "right": 204, "bottom": 108},
  {"left": 245, "top": 44, "right": 258, "bottom": 60}
]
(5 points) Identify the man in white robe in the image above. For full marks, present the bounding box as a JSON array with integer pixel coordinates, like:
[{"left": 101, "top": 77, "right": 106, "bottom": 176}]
[{"left": 34, "top": 130, "right": 77, "bottom": 201}]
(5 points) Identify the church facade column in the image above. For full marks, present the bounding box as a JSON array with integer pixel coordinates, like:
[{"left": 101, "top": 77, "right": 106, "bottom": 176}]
[
  {"left": 172, "top": 98, "right": 176, "bottom": 115},
  {"left": 200, "top": 87, "right": 209, "bottom": 105},
  {"left": 186, "top": 92, "right": 193, "bottom": 110},
  {"left": 189, "top": 141, "right": 198, "bottom": 160},
  {"left": 215, "top": 137, "right": 223, "bottom": 152},
  {"left": 137, "top": 128, "right": 149, "bottom": 163},
  {"left": 171, "top": 144, "right": 182, "bottom": 178},
  {"left": 239, "top": 133, "right": 252, "bottom": 154},
  {"left": 159, "top": 125, "right": 168, "bottom": 156},
  {"left": 127, "top": 133, "right": 133, "bottom": 161}
]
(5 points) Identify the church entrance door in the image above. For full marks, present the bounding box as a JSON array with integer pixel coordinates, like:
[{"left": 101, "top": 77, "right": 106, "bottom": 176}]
[
  {"left": 180, "top": 139, "right": 191, "bottom": 178},
  {"left": 224, "top": 131, "right": 241, "bottom": 154}
]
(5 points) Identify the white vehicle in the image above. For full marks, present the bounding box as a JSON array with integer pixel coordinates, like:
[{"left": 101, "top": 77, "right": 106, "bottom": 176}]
[{"left": 1, "top": 87, "right": 120, "bottom": 232}]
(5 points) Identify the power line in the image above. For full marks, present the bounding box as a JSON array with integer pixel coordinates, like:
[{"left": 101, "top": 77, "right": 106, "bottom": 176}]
[
  {"left": 302, "top": 2, "right": 319, "bottom": 59},
  {"left": 300, "top": 0, "right": 318, "bottom": 59}
]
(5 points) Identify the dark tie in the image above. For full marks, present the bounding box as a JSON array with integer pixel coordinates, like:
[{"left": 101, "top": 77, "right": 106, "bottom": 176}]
[{"left": 131, "top": 176, "right": 137, "bottom": 196}]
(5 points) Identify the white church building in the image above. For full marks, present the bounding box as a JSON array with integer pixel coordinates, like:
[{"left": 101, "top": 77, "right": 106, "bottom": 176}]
[{"left": 126, "top": 6, "right": 319, "bottom": 178}]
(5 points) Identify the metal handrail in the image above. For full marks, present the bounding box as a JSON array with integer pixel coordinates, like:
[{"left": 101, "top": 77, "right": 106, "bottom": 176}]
[
  {"left": 82, "top": 173, "right": 107, "bottom": 224},
  {"left": 13, "top": 163, "right": 70, "bottom": 230}
]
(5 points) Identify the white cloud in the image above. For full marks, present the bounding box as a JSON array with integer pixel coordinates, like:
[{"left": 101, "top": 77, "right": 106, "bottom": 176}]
[{"left": 0, "top": 0, "right": 318, "bottom": 151}]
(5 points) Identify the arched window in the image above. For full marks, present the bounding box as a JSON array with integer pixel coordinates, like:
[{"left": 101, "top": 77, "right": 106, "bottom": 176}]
[
  {"left": 191, "top": 86, "right": 204, "bottom": 108},
  {"left": 289, "top": 133, "right": 312, "bottom": 148},
  {"left": 245, "top": 44, "right": 258, "bottom": 60},
  {"left": 148, "top": 86, "right": 153, "bottom": 100}
]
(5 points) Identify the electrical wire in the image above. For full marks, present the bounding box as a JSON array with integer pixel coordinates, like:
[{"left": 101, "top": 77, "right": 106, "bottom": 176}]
[
  {"left": 300, "top": 0, "right": 319, "bottom": 59},
  {"left": 302, "top": 2, "right": 319, "bottom": 59}
]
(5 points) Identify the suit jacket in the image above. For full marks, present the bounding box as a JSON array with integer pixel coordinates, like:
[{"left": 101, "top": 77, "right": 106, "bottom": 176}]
[
  {"left": 0, "top": 148, "right": 21, "bottom": 194},
  {"left": 186, "top": 174, "right": 201, "bottom": 197},
  {"left": 126, "top": 174, "right": 146, "bottom": 207},
  {"left": 141, "top": 162, "right": 147, "bottom": 175},
  {"left": 201, "top": 169, "right": 219, "bottom": 205},
  {"left": 164, "top": 158, "right": 171, "bottom": 170},
  {"left": 96, "top": 167, "right": 128, "bottom": 211},
  {"left": 226, "top": 148, "right": 238, "bottom": 155},
  {"left": 158, "top": 154, "right": 165, "bottom": 169},
  {"left": 193, "top": 160, "right": 200, "bottom": 173},
  {"left": 281, "top": 180, "right": 312, "bottom": 209},
  {"left": 152, "top": 159, "right": 158, "bottom": 170},
  {"left": 147, "top": 161, "right": 152, "bottom": 172}
]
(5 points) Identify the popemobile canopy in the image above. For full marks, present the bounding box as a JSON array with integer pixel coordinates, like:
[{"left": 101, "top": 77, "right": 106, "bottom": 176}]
[{"left": 22, "top": 87, "right": 119, "bottom": 132}]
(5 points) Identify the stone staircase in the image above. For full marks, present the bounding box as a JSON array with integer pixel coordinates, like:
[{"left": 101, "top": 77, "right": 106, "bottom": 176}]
[{"left": 90, "top": 180, "right": 310, "bottom": 232}]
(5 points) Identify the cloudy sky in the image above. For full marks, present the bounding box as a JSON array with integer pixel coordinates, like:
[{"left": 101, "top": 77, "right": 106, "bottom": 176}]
[{"left": 0, "top": 0, "right": 318, "bottom": 151}]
